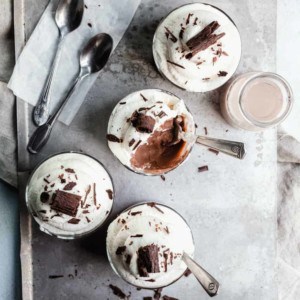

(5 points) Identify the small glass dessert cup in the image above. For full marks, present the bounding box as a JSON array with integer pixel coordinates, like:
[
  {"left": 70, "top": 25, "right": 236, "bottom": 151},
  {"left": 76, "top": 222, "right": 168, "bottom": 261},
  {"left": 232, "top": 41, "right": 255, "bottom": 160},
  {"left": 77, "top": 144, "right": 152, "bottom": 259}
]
[
  {"left": 107, "top": 89, "right": 196, "bottom": 176},
  {"left": 25, "top": 152, "right": 114, "bottom": 239},
  {"left": 220, "top": 72, "right": 294, "bottom": 131},
  {"left": 106, "top": 202, "right": 195, "bottom": 289},
  {"left": 152, "top": 3, "right": 241, "bottom": 92}
]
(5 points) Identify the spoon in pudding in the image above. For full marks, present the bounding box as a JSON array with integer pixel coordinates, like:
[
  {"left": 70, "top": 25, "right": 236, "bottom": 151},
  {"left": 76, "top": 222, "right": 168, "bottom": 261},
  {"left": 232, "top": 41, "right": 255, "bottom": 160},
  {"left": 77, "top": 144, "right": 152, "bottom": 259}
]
[{"left": 28, "top": 33, "right": 113, "bottom": 154}]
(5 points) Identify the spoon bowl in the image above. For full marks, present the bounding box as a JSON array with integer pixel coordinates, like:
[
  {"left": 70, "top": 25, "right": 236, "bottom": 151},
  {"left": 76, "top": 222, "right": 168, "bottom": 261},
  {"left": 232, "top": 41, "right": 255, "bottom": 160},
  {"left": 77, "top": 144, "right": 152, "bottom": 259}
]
[
  {"left": 55, "top": 0, "right": 84, "bottom": 37},
  {"left": 80, "top": 33, "right": 114, "bottom": 74}
]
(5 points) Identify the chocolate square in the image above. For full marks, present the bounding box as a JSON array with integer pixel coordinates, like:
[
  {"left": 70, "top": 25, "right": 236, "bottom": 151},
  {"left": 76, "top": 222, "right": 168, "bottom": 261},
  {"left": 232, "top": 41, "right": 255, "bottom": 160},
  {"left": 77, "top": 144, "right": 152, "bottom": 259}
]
[
  {"left": 137, "top": 244, "right": 160, "bottom": 277},
  {"left": 51, "top": 190, "right": 81, "bottom": 217}
]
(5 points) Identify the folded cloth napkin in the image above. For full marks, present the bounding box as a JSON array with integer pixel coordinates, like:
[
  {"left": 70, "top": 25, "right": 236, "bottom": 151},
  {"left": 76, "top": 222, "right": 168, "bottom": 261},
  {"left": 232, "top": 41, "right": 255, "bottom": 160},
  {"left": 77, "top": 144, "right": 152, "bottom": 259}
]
[{"left": 8, "top": 0, "right": 140, "bottom": 126}]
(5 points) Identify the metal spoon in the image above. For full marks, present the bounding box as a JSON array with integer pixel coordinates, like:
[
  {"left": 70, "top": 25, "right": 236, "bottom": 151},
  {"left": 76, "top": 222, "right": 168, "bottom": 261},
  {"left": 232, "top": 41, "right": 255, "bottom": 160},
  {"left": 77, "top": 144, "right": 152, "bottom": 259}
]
[
  {"left": 28, "top": 33, "right": 113, "bottom": 154},
  {"left": 182, "top": 252, "right": 220, "bottom": 297},
  {"left": 32, "top": 0, "right": 84, "bottom": 126},
  {"left": 172, "top": 117, "right": 246, "bottom": 159}
]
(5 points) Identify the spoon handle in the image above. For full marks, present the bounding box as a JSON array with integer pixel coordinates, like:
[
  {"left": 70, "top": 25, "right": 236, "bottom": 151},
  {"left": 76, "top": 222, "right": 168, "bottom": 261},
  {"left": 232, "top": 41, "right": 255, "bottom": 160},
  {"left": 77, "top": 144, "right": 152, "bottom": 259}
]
[
  {"left": 196, "top": 135, "right": 246, "bottom": 159},
  {"left": 32, "top": 38, "right": 64, "bottom": 126},
  {"left": 182, "top": 252, "right": 219, "bottom": 297},
  {"left": 28, "top": 75, "right": 83, "bottom": 154}
]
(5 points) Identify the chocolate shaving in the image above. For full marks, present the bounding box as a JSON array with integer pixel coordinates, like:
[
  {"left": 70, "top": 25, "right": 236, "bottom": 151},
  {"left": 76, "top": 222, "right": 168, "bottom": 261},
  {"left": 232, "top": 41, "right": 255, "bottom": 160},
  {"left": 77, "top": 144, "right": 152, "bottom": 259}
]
[
  {"left": 212, "top": 56, "right": 218, "bottom": 65},
  {"left": 164, "top": 27, "right": 177, "bottom": 43},
  {"left": 162, "top": 296, "right": 178, "bottom": 300},
  {"left": 38, "top": 210, "right": 46, "bottom": 214},
  {"left": 193, "top": 17, "right": 198, "bottom": 25},
  {"left": 137, "top": 244, "right": 160, "bottom": 277},
  {"left": 163, "top": 251, "right": 168, "bottom": 272},
  {"left": 119, "top": 102, "right": 126, "bottom": 105},
  {"left": 147, "top": 202, "right": 164, "bottom": 214},
  {"left": 68, "top": 218, "right": 80, "bottom": 224},
  {"left": 218, "top": 70, "right": 228, "bottom": 77},
  {"left": 186, "top": 21, "right": 225, "bottom": 57},
  {"left": 87, "top": 22, "right": 92, "bottom": 28},
  {"left": 160, "top": 175, "right": 166, "bottom": 181},
  {"left": 82, "top": 185, "right": 91, "bottom": 207},
  {"left": 43, "top": 178, "right": 50, "bottom": 184},
  {"left": 82, "top": 210, "right": 89, "bottom": 214},
  {"left": 109, "top": 284, "right": 127, "bottom": 299},
  {"left": 140, "top": 93, "right": 148, "bottom": 102},
  {"left": 130, "top": 234, "right": 143, "bottom": 238},
  {"left": 58, "top": 174, "right": 66, "bottom": 184},
  {"left": 157, "top": 111, "right": 167, "bottom": 118},
  {"left": 133, "top": 140, "right": 142, "bottom": 151},
  {"left": 208, "top": 148, "right": 219, "bottom": 155},
  {"left": 144, "top": 297, "right": 153, "bottom": 300},
  {"left": 65, "top": 168, "right": 75, "bottom": 173},
  {"left": 138, "top": 105, "right": 156, "bottom": 112},
  {"left": 154, "top": 288, "right": 163, "bottom": 300},
  {"left": 131, "top": 111, "right": 155, "bottom": 133},
  {"left": 166, "top": 60, "right": 185, "bottom": 69},
  {"left": 184, "top": 268, "right": 192, "bottom": 277},
  {"left": 51, "top": 190, "right": 81, "bottom": 217},
  {"left": 116, "top": 246, "right": 126, "bottom": 255},
  {"left": 93, "top": 183, "right": 97, "bottom": 206},
  {"left": 204, "top": 126, "right": 208, "bottom": 135},
  {"left": 146, "top": 279, "right": 155, "bottom": 282},
  {"left": 85, "top": 216, "right": 91, "bottom": 223},
  {"left": 125, "top": 255, "right": 132, "bottom": 265},
  {"left": 179, "top": 26, "right": 185, "bottom": 39},
  {"left": 131, "top": 211, "right": 142, "bottom": 216},
  {"left": 106, "top": 134, "right": 123, "bottom": 143},
  {"left": 198, "top": 165, "right": 209, "bottom": 172},
  {"left": 106, "top": 189, "right": 113, "bottom": 200},
  {"left": 49, "top": 275, "right": 64, "bottom": 279},
  {"left": 50, "top": 183, "right": 55, "bottom": 188},
  {"left": 202, "top": 77, "right": 210, "bottom": 81},
  {"left": 129, "top": 138, "right": 135, "bottom": 147},
  {"left": 185, "top": 53, "right": 193, "bottom": 60},
  {"left": 63, "top": 182, "right": 77, "bottom": 191},
  {"left": 164, "top": 226, "right": 169, "bottom": 234},
  {"left": 186, "top": 13, "right": 193, "bottom": 25},
  {"left": 40, "top": 192, "right": 50, "bottom": 203}
]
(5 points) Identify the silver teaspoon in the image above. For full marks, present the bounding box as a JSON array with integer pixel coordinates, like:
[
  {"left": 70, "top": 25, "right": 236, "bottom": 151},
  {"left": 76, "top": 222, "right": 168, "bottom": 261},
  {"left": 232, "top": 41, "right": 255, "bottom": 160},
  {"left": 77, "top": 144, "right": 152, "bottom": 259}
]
[
  {"left": 182, "top": 252, "right": 220, "bottom": 297},
  {"left": 32, "top": 0, "right": 84, "bottom": 126},
  {"left": 27, "top": 33, "right": 113, "bottom": 154}
]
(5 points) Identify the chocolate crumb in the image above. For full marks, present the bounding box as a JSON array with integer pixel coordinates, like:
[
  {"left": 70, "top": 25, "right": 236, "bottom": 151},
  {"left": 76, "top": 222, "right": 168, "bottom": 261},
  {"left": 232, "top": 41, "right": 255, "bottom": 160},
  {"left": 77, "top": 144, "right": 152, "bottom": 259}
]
[
  {"left": 106, "top": 189, "right": 113, "bottom": 200},
  {"left": 63, "top": 182, "right": 77, "bottom": 191},
  {"left": 106, "top": 134, "right": 123, "bottom": 143},
  {"left": 202, "top": 77, "right": 210, "bottom": 81},
  {"left": 208, "top": 148, "right": 219, "bottom": 155},
  {"left": 87, "top": 22, "right": 92, "bottom": 28},
  {"left": 160, "top": 175, "right": 166, "bottom": 181},
  {"left": 109, "top": 284, "right": 127, "bottom": 299},
  {"left": 50, "top": 183, "right": 55, "bottom": 188},
  {"left": 116, "top": 246, "right": 126, "bottom": 255},
  {"left": 40, "top": 192, "right": 50, "bottom": 203},
  {"left": 49, "top": 275, "right": 64, "bottom": 279},
  {"left": 65, "top": 168, "right": 75, "bottom": 173},
  {"left": 84, "top": 4, "right": 88, "bottom": 8},
  {"left": 184, "top": 268, "right": 192, "bottom": 277},
  {"left": 68, "top": 218, "right": 80, "bottom": 224},
  {"left": 198, "top": 165, "right": 209, "bottom": 172},
  {"left": 217, "top": 70, "right": 228, "bottom": 77},
  {"left": 129, "top": 138, "right": 135, "bottom": 147},
  {"left": 162, "top": 296, "right": 178, "bottom": 300},
  {"left": 131, "top": 111, "right": 155, "bottom": 133},
  {"left": 166, "top": 60, "right": 185, "bottom": 69},
  {"left": 140, "top": 93, "right": 148, "bottom": 102},
  {"left": 58, "top": 174, "right": 66, "bottom": 184}
]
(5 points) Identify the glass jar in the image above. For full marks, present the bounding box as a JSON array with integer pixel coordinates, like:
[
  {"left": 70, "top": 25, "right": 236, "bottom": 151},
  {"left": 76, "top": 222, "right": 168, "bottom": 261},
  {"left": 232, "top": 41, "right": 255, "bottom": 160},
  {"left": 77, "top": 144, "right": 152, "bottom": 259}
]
[{"left": 220, "top": 72, "right": 293, "bottom": 131}]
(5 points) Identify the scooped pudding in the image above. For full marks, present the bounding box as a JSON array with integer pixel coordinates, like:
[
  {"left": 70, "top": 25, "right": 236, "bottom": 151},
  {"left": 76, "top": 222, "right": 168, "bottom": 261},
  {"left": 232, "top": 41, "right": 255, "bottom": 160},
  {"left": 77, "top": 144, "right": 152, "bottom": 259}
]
[
  {"left": 26, "top": 153, "right": 114, "bottom": 239},
  {"left": 153, "top": 3, "right": 241, "bottom": 92},
  {"left": 106, "top": 202, "right": 194, "bottom": 288},
  {"left": 107, "top": 89, "right": 195, "bottom": 175}
]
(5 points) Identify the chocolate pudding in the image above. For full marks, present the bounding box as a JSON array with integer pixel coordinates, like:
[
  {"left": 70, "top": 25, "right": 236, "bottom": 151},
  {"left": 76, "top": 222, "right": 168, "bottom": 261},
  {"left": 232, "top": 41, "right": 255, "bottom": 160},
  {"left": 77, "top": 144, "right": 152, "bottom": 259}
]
[{"left": 107, "top": 89, "right": 195, "bottom": 175}]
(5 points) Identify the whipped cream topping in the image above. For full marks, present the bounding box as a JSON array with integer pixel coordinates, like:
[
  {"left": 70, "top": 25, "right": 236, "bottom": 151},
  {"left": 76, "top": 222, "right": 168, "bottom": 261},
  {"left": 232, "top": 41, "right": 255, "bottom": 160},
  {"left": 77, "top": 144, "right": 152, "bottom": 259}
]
[
  {"left": 107, "top": 89, "right": 195, "bottom": 174},
  {"left": 26, "top": 153, "right": 114, "bottom": 238},
  {"left": 153, "top": 3, "right": 241, "bottom": 92},
  {"left": 106, "top": 203, "right": 194, "bottom": 288}
]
